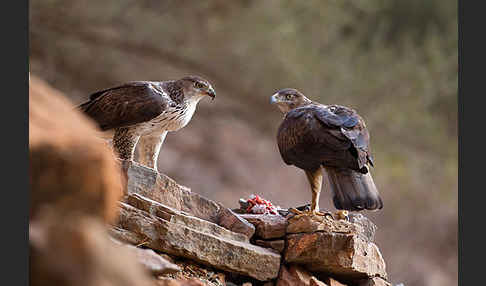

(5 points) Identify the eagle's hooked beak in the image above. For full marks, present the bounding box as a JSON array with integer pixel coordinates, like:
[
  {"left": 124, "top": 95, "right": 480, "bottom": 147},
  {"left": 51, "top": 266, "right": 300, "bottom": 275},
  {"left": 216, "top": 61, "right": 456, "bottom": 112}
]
[
  {"left": 270, "top": 93, "right": 279, "bottom": 104},
  {"left": 206, "top": 87, "right": 216, "bottom": 101}
]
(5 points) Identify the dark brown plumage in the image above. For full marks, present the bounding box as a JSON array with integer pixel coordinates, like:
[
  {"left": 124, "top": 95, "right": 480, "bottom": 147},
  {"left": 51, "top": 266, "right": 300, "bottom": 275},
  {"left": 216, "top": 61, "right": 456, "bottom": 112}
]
[
  {"left": 78, "top": 76, "right": 216, "bottom": 172},
  {"left": 271, "top": 88, "right": 383, "bottom": 213}
]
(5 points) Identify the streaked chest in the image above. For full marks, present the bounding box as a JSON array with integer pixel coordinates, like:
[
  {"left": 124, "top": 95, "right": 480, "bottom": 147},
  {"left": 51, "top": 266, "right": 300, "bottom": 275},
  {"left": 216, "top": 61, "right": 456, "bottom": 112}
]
[{"left": 138, "top": 101, "right": 197, "bottom": 134}]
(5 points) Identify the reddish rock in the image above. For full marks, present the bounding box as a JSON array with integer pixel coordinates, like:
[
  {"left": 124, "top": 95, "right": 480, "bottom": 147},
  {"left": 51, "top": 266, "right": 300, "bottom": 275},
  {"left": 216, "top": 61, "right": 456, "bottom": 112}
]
[
  {"left": 276, "top": 265, "right": 312, "bottom": 286},
  {"left": 285, "top": 232, "right": 387, "bottom": 280},
  {"left": 255, "top": 240, "right": 285, "bottom": 253},
  {"left": 286, "top": 213, "right": 377, "bottom": 243},
  {"left": 239, "top": 214, "right": 287, "bottom": 239},
  {"left": 29, "top": 76, "right": 123, "bottom": 224},
  {"left": 323, "top": 277, "right": 347, "bottom": 286},
  {"left": 218, "top": 208, "right": 256, "bottom": 239},
  {"left": 155, "top": 278, "right": 207, "bottom": 286},
  {"left": 309, "top": 277, "right": 328, "bottom": 286},
  {"left": 30, "top": 212, "right": 154, "bottom": 286}
]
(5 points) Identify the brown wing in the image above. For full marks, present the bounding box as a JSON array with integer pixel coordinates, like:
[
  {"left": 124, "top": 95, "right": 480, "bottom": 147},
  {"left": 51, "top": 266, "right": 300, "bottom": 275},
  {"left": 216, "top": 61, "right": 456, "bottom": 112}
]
[
  {"left": 78, "top": 82, "right": 168, "bottom": 131},
  {"left": 277, "top": 104, "right": 373, "bottom": 172}
]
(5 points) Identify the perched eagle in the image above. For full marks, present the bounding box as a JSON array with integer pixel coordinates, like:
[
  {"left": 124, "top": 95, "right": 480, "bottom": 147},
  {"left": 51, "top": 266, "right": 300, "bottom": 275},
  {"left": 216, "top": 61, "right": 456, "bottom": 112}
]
[
  {"left": 78, "top": 76, "right": 216, "bottom": 172},
  {"left": 270, "top": 88, "right": 383, "bottom": 216}
]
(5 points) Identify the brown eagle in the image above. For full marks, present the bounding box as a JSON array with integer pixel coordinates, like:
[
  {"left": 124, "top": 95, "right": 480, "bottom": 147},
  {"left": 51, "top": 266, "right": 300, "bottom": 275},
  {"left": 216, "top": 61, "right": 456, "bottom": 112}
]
[
  {"left": 270, "top": 88, "right": 382, "bottom": 216},
  {"left": 78, "top": 76, "right": 216, "bottom": 172}
]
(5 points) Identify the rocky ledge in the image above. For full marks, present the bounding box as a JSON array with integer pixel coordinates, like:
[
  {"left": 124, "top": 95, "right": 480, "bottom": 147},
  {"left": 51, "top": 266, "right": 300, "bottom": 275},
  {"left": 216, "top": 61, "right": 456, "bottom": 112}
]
[
  {"left": 29, "top": 77, "right": 392, "bottom": 286},
  {"left": 110, "top": 160, "right": 391, "bottom": 286}
]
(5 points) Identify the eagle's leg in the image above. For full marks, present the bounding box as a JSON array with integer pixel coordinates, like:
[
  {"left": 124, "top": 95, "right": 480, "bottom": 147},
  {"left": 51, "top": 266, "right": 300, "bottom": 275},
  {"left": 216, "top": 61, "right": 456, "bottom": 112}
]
[
  {"left": 305, "top": 167, "right": 323, "bottom": 214},
  {"left": 113, "top": 127, "right": 140, "bottom": 161},
  {"left": 136, "top": 131, "right": 168, "bottom": 172}
]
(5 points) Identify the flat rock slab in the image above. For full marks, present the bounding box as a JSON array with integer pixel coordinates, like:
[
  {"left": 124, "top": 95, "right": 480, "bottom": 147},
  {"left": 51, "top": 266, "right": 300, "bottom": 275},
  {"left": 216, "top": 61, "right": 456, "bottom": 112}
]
[
  {"left": 347, "top": 214, "right": 377, "bottom": 243},
  {"left": 286, "top": 215, "right": 355, "bottom": 234},
  {"left": 285, "top": 232, "right": 387, "bottom": 281},
  {"left": 129, "top": 244, "right": 181, "bottom": 275},
  {"left": 126, "top": 193, "right": 249, "bottom": 243},
  {"left": 276, "top": 265, "right": 331, "bottom": 286},
  {"left": 286, "top": 215, "right": 376, "bottom": 243},
  {"left": 121, "top": 160, "right": 257, "bottom": 238},
  {"left": 239, "top": 214, "right": 288, "bottom": 239},
  {"left": 276, "top": 265, "right": 312, "bottom": 286},
  {"left": 117, "top": 202, "right": 281, "bottom": 281},
  {"left": 120, "top": 160, "right": 222, "bottom": 223},
  {"left": 110, "top": 234, "right": 181, "bottom": 275},
  {"left": 217, "top": 208, "right": 256, "bottom": 239},
  {"left": 323, "top": 277, "right": 347, "bottom": 286},
  {"left": 255, "top": 239, "right": 285, "bottom": 253}
]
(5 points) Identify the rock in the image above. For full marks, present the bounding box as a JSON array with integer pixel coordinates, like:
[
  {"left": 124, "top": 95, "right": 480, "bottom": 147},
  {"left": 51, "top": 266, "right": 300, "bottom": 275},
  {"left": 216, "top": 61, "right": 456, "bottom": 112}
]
[
  {"left": 239, "top": 214, "right": 288, "bottom": 239},
  {"left": 217, "top": 208, "right": 256, "bottom": 239},
  {"left": 263, "top": 282, "right": 275, "bottom": 286},
  {"left": 285, "top": 232, "right": 387, "bottom": 281},
  {"left": 125, "top": 244, "right": 181, "bottom": 275},
  {"left": 117, "top": 203, "right": 281, "bottom": 281},
  {"left": 155, "top": 278, "right": 208, "bottom": 286},
  {"left": 348, "top": 214, "right": 377, "bottom": 243},
  {"left": 30, "top": 210, "right": 154, "bottom": 286},
  {"left": 109, "top": 226, "right": 144, "bottom": 245},
  {"left": 254, "top": 240, "right": 285, "bottom": 253},
  {"left": 286, "top": 215, "right": 354, "bottom": 234},
  {"left": 120, "top": 160, "right": 222, "bottom": 223},
  {"left": 125, "top": 193, "right": 249, "bottom": 243},
  {"left": 29, "top": 76, "right": 123, "bottom": 224},
  {"left": 309, "top": 277, "right": 328, "bottom": 286},
  {"left": 286, "top": 213, "right": 376, "bottom": 243},
  {"left": 276, "top": 265, "right": 312, "bottom": 286},
  {"left": 356, "top": 277, "right": 391, "bottom": 286},
  {"left": 178, "top": 279, "right": 208, "bottom": 286},
  {"left": 323, "top": 277, "right": 347, "bottom": 286}
]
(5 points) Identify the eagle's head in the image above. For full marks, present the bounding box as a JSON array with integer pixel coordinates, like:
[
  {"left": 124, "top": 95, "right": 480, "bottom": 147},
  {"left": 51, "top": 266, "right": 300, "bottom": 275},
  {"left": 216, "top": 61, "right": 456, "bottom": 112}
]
[
  {"left": 270, "top": 88, "right": 312, "bottom": 113},
  {"left": 177, "top": 76, "right": 216, "bottom": 102}
]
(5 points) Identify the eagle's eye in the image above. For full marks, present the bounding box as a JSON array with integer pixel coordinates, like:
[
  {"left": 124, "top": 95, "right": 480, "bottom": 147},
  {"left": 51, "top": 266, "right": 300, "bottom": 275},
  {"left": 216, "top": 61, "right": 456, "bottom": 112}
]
[
  {"left": 286, "top": 94, "right": 292, "bottom": 100},
  {"left": 194, "top": 82, "right": 206, "bottom": 89}
]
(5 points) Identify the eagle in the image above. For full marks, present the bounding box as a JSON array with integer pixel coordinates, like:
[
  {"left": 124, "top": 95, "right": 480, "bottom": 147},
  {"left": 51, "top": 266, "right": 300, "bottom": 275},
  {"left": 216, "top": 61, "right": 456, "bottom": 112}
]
[
  {"left": 78, "top": 76, "right": 216, "bottom": 172},
  {"left": 270, "top": 88, "right": 383, "bottom": 218}
]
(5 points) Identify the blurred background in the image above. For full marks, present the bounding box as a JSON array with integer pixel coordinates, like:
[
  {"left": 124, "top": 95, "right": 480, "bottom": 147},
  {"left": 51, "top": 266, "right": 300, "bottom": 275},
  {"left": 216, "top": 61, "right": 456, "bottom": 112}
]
[{"left": 29, "top": 1, "right": 457, "bottom": 285}]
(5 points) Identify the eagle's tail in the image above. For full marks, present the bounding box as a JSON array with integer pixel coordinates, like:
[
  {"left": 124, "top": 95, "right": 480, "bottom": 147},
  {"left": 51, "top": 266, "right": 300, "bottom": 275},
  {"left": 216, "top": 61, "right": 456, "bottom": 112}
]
[{"left": 323, "top": 167, "right": 383, "bottom": 211}]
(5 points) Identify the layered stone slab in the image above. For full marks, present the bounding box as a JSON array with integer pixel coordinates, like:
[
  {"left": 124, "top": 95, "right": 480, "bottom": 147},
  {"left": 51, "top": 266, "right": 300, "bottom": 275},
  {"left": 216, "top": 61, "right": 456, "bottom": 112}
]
[
  {"left": 120, "top": 160, "right": 221, "bottom": 223},
  {"left": 125, "top": 193, "right": 249, "bottom": 243},
  {"left": 255, "top": 239, "right": 286, "bottom": 253},
  {"left": 217, "top": 208, "right": 256, "bottom": 239},
  {"left": 120, "top": 160, "right": 257, "bottom": 239},
  {"left": 116, "top": 202, "right": 281, "bottom": 281},
  {"left": 239, "top": 214, "right": 288, "bottom": 239},
  {"left": 285, "top": 231, "right": 387, "bottom": 280},
  {"left": 286, "top": 214, "right": 376, "bottom": 243}
]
